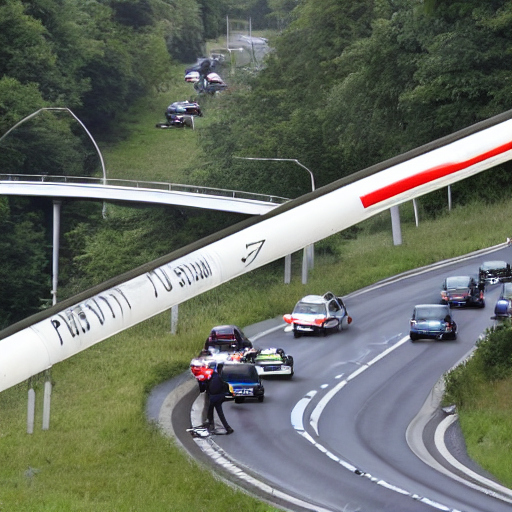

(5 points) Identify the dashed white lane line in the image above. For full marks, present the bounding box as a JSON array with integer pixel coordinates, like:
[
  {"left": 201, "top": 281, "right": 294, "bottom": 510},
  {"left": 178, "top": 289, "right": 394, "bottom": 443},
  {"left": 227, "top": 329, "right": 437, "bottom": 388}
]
[{"left": 308, "top": 335, "right": 410, "bottom": 435}]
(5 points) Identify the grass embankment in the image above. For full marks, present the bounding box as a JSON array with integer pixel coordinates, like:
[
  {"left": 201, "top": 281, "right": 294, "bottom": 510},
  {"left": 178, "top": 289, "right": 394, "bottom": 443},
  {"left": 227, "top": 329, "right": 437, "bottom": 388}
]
[{"left": 1, "top": 86, "right": 512, "bottom": 510}]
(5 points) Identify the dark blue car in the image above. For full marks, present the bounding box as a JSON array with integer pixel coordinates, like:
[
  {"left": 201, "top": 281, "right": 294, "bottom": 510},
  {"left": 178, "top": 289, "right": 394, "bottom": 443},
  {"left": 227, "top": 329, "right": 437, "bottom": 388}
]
[
  {"left": 410, "top": 304, "right": 457, "bottom": 341},
  {"left": 219, "top": 363, "right": 264, "bottom": 403}
]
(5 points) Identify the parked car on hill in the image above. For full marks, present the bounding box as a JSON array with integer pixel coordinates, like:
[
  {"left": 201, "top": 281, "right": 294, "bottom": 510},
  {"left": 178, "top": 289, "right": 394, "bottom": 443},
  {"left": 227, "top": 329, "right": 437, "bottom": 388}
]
[
  {"left": 440, "top": 275, "right": 485, "bottom": 308},
  {"left": 283, "top": 292, "right": 351, "bottom": 338},
  {"left": 409, "top": 304, "right": 457, "bottom": 341}
]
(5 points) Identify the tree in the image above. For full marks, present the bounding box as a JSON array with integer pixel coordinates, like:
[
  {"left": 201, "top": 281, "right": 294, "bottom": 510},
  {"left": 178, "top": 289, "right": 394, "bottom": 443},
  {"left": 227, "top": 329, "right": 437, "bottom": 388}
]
[{"left": 0, "top": 198, "right": 50, "bottom": 328}]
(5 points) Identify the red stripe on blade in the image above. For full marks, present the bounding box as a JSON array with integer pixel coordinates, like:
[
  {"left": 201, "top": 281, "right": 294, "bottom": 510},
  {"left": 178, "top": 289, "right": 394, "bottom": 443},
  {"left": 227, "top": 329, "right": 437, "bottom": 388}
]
[{"left": 360, "top": 141, "right": 512, "bottom": 208}]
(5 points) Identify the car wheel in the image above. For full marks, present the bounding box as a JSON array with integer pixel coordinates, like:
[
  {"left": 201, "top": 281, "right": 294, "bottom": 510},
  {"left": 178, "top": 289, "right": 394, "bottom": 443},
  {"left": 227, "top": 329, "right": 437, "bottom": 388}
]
[
  {"left": 479, "top": 300, "right": 485, "bottom": 308},
  {"left": 234, "top": 397, "right": 244, "bottom": 404},
  {"left": 293, "top": 329, "right": 301, "bottom": 338},
  {"left": 258, "top": 395, "right": 264, "bottom": 402},
  {"left": 410, "top": 332, "right": 418, "bottom": 342}
]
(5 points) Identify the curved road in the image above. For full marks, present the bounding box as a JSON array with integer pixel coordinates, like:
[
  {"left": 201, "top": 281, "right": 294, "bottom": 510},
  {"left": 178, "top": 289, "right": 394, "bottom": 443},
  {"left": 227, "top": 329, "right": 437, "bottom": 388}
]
[{"left": 159, "top": 246, "right": 512, "bottom": 511}]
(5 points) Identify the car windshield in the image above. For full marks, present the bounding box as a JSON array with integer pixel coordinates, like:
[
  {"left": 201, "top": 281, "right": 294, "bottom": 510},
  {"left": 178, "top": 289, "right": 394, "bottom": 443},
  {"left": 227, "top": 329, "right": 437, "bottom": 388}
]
[
  {"left": 415, "top": 307, "right": 448, "bottom": 320},
  {"left": 445, "top": 276, "right": 470, "bottom": 289},
  {"left": 221, "top": 365, "right": 258, "bottom": 383},
  {"left": 207, "top": 343, "right": 236, "bottom": 353},
  {"left": 294, "top": 302, "right": 326, "bottom": 315},
  {"left": 502, "top": 283, "right": 512, "bottom": 299},
  {"left": 481, "top": 261, "right": 507, "bottom": 271}
]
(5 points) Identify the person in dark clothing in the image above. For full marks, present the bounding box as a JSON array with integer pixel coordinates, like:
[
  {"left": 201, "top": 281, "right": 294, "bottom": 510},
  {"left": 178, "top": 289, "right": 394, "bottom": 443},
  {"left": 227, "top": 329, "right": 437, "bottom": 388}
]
[{"left": 205, "top": 368, "right": 234, "bottom": 434}]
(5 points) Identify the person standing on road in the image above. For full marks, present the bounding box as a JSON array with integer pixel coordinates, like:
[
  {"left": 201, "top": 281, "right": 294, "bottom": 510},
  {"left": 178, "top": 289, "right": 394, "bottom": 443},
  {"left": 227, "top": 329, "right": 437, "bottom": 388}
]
[{"left": 205, "top": 365, "right": 234, "bottom": 435}]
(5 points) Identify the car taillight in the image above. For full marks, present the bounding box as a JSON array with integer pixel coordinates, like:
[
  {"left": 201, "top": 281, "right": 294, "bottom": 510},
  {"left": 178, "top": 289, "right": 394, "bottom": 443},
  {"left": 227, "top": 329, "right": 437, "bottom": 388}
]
[
  {"left": 314, "top": 318, "right": 326, "bottom": 326},
  {"left": 445, "top": 322, "right": 452, "bottom": 332}
]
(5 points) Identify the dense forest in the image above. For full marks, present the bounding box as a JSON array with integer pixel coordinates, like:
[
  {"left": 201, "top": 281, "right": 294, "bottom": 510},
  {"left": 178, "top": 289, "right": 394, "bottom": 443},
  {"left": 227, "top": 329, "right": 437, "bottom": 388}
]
[{"left": 0, "top": 0, "right": 511, "bottom": 327}]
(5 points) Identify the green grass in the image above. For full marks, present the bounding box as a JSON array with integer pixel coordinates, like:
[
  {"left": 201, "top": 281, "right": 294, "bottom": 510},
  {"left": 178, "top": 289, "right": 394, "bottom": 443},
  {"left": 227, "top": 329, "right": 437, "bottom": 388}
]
[
  {"left": 101, "top": 70, "right": 209, "bottom": 185},
  {"left": 2, "top": 198, "right": 512, "bottom": 509},
  {"left": 2, "top": 83, "right": 512, "bottom": 508}
]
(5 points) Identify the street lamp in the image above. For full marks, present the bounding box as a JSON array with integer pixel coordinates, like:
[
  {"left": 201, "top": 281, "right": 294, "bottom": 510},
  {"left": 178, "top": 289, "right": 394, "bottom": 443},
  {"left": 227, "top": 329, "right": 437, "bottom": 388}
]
[
  {"left": 0, "top": 107, "right": 108, "bottom": 304},
  {"left": 233, "top": 156, "right": 316, "bottom": 284},
  {"left": 233, "top": 156, "right": 315, "bottom": 192},
  {"left": 0, "top": 107, "right": 106, "bottom": 188}
]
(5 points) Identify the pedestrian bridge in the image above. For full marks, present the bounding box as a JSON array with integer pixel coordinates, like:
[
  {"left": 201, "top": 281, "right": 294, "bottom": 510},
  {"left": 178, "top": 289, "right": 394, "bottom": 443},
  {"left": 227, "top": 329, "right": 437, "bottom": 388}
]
[{"left": 0, "top": 174, "right": 288, "bottom": 215}]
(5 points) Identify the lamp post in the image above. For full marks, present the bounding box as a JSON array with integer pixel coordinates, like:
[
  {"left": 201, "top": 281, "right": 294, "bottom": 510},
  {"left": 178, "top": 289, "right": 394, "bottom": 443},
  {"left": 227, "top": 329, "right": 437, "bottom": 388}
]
[
  {"left": 0, "top": 108, "right": 108, "bottom": 304},
  {"left": 233, "top": 156, "right": 316, "bottom": 284}
]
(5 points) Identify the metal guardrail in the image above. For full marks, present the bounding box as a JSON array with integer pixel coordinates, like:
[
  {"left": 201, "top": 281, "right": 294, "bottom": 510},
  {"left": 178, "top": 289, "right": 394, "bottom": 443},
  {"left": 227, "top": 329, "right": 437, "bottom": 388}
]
[{"left": 0, "top": 174, "right": 289, "bottom": 204}]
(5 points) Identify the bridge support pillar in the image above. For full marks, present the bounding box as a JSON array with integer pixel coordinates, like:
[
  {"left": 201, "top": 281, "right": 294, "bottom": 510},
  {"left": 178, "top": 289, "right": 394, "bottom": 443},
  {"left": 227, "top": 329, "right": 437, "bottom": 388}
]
[
  {"left": 27, "top": 382, "right": 35, "bottom": 434},
  {"left": 391, "top": 205, "right": 402, "bottom": 246},
  {"left": 170, "top": 305, "right": 179, "bottom": 334},
  {"left": 284, "top": 254, "right": 291, "bottom": 284},
  {"left": 52, "top": 200, "right": 61, "bottom": 305}
]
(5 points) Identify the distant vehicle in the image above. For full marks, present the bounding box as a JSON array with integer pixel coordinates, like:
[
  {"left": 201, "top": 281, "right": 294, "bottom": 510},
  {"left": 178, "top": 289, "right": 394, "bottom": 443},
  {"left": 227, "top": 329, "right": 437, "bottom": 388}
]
[
  {"left": 185, "top": 58, "right": 227, "bottom": 95},
  {"left": 155, "top": 100, "right": 202, "bottom": 129},
  {"left": 219, "top": 362, "right": 264, "bottom": 403},
  {"left": 409, "top": 304, "right": 457, "bottom": 341},
  {"left": 194, "top": 72, "right": 228, "bottom": 94},
  {"left": 440, "top": 275, "right": 485, "bottom": 308},
  {"left": 166, "top": 100, "right": 202, "bottom": 118},
  {"left": 492, "top": 282, "right": 512, "bottom": 320},
  {"left": 244, "top": 348, "right": 294, "bottom": 378},
  {"left": 185, "top": 71, "right": 200, "bottom": 83},
  {"left": 283, "top": 292, "right": 351, "bottom": 338},
  {"left": 478, "top": 260, "right": 512, "bottom": 285}
]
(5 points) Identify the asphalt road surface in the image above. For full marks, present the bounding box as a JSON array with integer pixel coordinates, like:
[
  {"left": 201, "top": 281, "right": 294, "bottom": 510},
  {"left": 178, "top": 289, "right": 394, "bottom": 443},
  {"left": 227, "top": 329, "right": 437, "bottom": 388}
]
[{"left": 163, "top": 244, "right": 512, "bottom": 512}]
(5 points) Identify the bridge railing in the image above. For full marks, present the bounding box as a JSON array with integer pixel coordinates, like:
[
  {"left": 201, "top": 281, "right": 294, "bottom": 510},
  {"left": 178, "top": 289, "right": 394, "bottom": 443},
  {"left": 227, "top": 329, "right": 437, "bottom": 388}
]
[{"left": 0, "top": 173, "right": 289, "bottom": 205}]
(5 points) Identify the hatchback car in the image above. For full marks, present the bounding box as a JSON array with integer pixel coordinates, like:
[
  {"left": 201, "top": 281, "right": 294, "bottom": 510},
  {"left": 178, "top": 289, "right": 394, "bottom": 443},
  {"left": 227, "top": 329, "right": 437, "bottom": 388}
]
[
  {"left": 410, "top": 304, "right": 457, "bottom": 341},
  {"left": 204, "top": 325, "right": 253, "bottom": 353},
  {"left": 219, "top": 363, "right": 264, "bottom": 403},
  {"left": 440, "top": 275, "right": 485, "bottom": 308},
  {"left": 283, "top": 292, "right": 351, "bottom": 337}
]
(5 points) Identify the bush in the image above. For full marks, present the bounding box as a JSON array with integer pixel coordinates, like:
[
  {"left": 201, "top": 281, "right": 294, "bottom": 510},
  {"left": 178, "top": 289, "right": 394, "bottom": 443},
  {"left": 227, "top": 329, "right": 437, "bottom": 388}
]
[{"left": 476, "top": 322, "right": 512, "bottom": 381}]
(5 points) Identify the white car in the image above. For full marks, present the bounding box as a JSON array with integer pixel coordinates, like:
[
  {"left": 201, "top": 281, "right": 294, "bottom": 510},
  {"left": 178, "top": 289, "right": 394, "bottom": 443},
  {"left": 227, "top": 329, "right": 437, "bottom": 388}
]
[
  {"left": 244, "top": 348, "right": 294, "bottom": 378},
  {"left": 283, "top": 292, "right": 351, "bottom": 338}
]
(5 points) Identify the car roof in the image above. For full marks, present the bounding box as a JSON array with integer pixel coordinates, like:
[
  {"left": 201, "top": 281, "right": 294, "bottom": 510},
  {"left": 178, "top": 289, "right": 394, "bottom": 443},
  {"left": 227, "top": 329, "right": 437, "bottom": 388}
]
[
  {"left": 481, "top": 260, "right": 508, "bottom": 269},
  {"left": 298, "top": 295, "right": 327, "bottom": 304},
  {"left": 210, "top": 325, "right": 239, "bottom": 334},
  {"left": 221, "top": 363, "right": 258, "bottom": 376},
  {"left": 445, "top": 275, "right": 471, "bottom": 285},
  {"left": 414, "top": 304, "right": 450, "bottom": 310}
]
